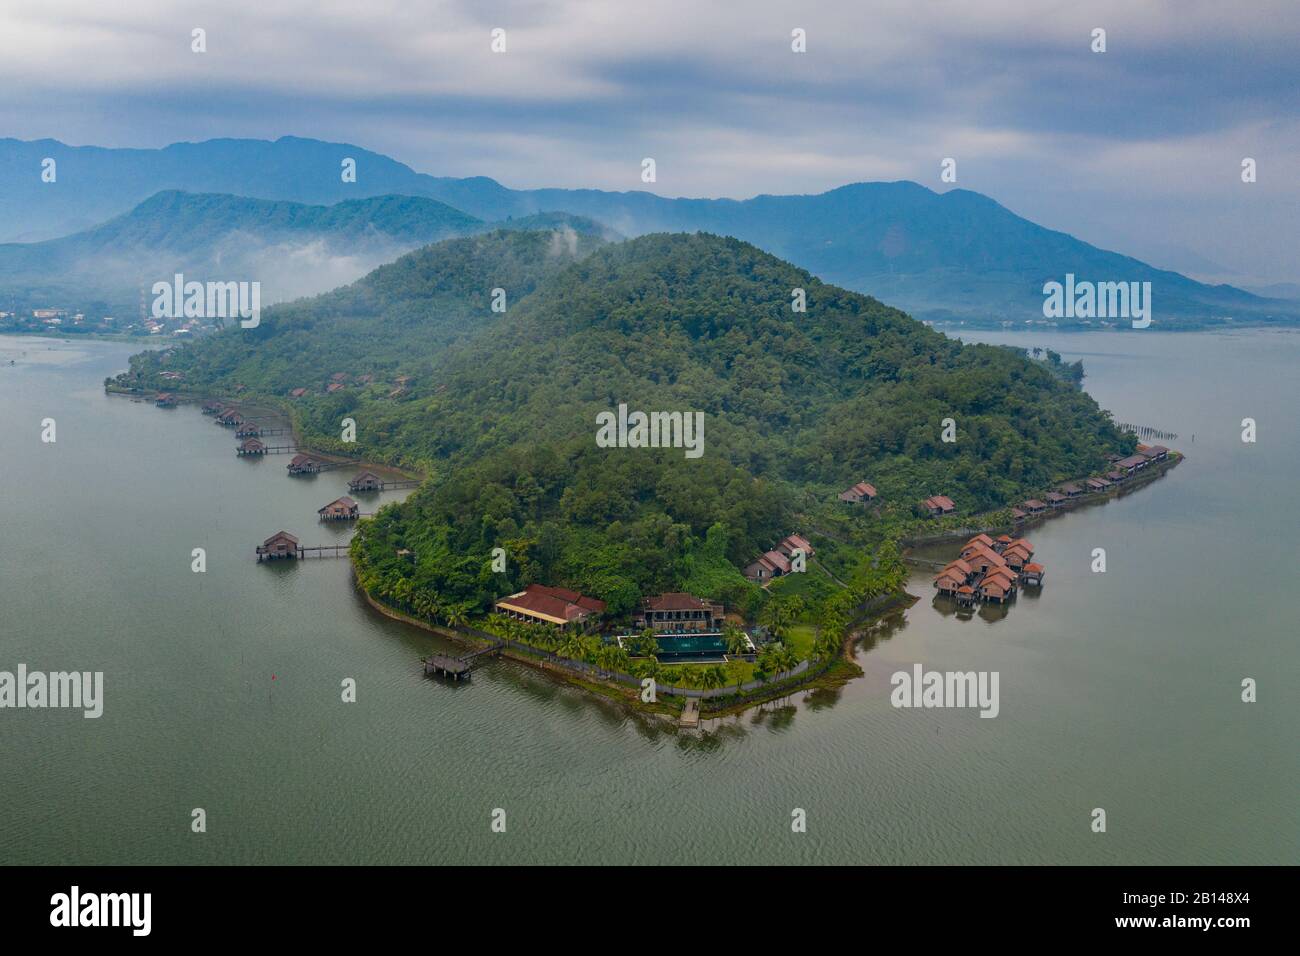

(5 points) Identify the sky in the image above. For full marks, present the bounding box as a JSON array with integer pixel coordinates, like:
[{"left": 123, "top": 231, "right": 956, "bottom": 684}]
[{"left": 1, "top": 0, "right": 1296, "bottom": 284}]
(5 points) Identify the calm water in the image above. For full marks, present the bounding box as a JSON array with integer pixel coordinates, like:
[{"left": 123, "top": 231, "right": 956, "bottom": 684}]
[{"left": 1, "top": 330, "right": 1296, "bottom": 865}]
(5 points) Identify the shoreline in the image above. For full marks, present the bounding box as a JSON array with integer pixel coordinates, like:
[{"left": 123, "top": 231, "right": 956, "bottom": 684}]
[{"left": 356, "top": 564, "right": 917, "bottom": 721}]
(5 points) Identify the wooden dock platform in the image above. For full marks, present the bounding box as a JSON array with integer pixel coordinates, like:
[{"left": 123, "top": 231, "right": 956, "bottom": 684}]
[
  {"left": 680, "top": 698, "right": 700, "bottom": 728},
  {"left": 422, "top": 641, "right": 504, "bottom": 681}
]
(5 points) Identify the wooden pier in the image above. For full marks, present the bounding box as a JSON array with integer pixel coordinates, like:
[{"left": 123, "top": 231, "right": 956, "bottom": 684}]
[
  {"left": 238, "top": 444, "right": 298, "bottom": 456},
  {"left": 422, "top": 641, "right": 504, "bottom": 681}
]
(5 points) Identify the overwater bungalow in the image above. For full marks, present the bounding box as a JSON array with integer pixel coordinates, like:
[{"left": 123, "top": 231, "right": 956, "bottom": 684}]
[
  {"left": 1022, "top": 499, "right": 1048, "bottom": 515},
  {"left": 348, "top": 470, "right": 384, "bottom": 493},
  {"left": 238, "top": 437, "right": 267, "bottom": 456},
  {"left": 978, "top": 577, "right": 1012, "bottom": 604},
  {"left": 1086, "top": 477, "right": 1113, "bottom": 493},
  {"left": 154, "top": 392, "right": 177, "bottom": 407},
  {"left": 1011, "top": 507, "right": 1028, "bottom": 522},
  {"left": 1116, "top": 454, "right": 1147, "bottom": 475},
  {"left": 216, "top": 409, "right": 244, "bottom": 427},
  {"left": 494, "top": 584, "right": 606, "bottom": 631},
  {"left": 235, "top": 422, "right": 262, "bottom": 438},
  {"left": 201, "top": 400, "right": 222, "bottom": 415},
  {"left": 287, "top": 453, "right": 322, "bottom": 475},
  {"left": 256, "top": 530, "right": 299, "bottom": 561},
  {"left": 955, "top": 585, "right": 976, "bottom": 608},
  {"left": 966, "top": 533, "right": 995, "bottom": 551},
  {"left": 318, "top": 496, "right": 360, "bottom": 520},
  {"left": 1020, "top": 562, "right": 1045, "bottom": 586},
  {"left": 1060, "top": 482, "right": 1084, "bottom": 499},
  {"left": 1045, "top": 491, "right": 1067, "bottom": 508}
]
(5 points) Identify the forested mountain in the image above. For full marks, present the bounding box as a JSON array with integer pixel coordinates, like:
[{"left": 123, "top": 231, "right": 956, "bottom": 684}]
[
  {"left": 119, "top": 230, "right": 1134, "bottom": 617},
  {"left": 4, "top": 136, "right": 1290, "bottom": 327}
]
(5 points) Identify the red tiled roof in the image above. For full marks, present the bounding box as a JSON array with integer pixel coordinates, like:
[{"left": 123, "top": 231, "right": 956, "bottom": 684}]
[
  {"left": 840, "top": 481, "right": 877, "bottom": 499},
  {"left": 643, "top": 592, "right": 711, "bottom": 611},
  {"left": 779, "top": 534, "right": 814, "bottom": 556},
  {"left": 496, "top": 583, "right": 606, "bottom": 624},
  {"left": 924, "top": 495, "right": 956, "bottom": 511}
]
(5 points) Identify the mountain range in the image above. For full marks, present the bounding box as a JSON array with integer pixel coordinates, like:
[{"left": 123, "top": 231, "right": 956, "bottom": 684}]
[{"left": 2, "top": 135, "right": 1294, "bottom": 327}]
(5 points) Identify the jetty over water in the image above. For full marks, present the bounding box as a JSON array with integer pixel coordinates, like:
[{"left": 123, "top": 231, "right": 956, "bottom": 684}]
[
  {"left": 348, "top": 470, "right": 421, "bottom": 492},
  {"left": 422, "top": 641, "right": 504, "bottom": 681},
  {"left": 255, "top": 530, "right": 350, "bottom": 562}
]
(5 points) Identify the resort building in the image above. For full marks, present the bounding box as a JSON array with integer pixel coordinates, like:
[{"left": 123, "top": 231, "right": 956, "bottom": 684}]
[
  {"left": 1010, "top": 507, "right": 1028, "bottom": 521},
  {"left": 1137, "top": 444, "right": 1169, "bottom": 462},
  {"left": 348, "top": 471, "right": 384, "bottom": 492},
  {"left": 922, "top": 495, "right": 956, "bottom": 516},
  {"left": 1060, "top": 482, "right": 1084, "bottom": 499},
  {"left": 238, "top": 437, "right": 267, "bottom": 456},
  {"left": 1022, "top": 499, "right": 1048, "bottom": 515},
  {"left": 318, "top": 496, "right": 360, "bottom": 520},
  {"left": 256, "top": 531, "right": 299, "bottom": 561},
  {"left": 154, "top": 392, "right": 177, "bottom": 407},
  {"left": 289, "top": 387, "right": 308, "bottom": 398},
  {"left": 288, "top": 453, "right": 323, "bottom": 475},
  {"left": 744, "top": 549, "right": 792, "bottom": 581},
  {"left": 201, "top": 400, "right": 222, "bottom": 415},
  {"left": 1045, "top": 491, "right": 1067, "bottom": 508},
  {"left": 633, "top": 593, "right": 725, "bottom": 634},
  {"left": 495, "top": 584, "right": 606, "bottom": 630},
  {"left": 744, "top": 533, "right": 814, "bottom": 581},
  {"left": 1086, "top": 477, "right": 1113, "bottom": 493},
  {"left": 838, "top": 481, "right": 878, "bottom": 504},
  {"left": 1115, "top": 454, "right": 1148, "bottom": 475},
  {"left": 778, "top": 534, "right": 815, "bottom": 558}
]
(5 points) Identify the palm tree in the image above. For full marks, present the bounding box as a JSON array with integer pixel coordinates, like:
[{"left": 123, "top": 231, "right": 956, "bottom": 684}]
[
  {"left": 443, "top": 603, "right": 470, "bottom": 629},
  {"left": 557, "top": 630, "right": 587, "bottom": 661},
  {"left": 723, "top": 624, "right": 749, "bottom": 656},
  {"left": 701, "top": 665, "right": 727, "bottom": 691}
]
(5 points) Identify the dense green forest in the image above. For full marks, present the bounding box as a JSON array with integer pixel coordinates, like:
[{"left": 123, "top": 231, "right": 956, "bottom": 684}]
[{"left": 118, "top": 229, "right": 1134, "bottom": 633}]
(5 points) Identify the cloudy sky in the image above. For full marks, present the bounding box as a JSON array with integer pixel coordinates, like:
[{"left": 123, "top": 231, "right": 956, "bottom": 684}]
[{"left": 1, "top": 0, "right": 1296, "bottom": 283}]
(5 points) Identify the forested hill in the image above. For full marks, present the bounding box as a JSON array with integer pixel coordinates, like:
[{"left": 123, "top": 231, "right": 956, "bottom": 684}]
[
  {"left": 121, "top": 227, "right": 607, "bottom": 395},
  {"left": 120, "top": 230, "right": 1134, "bottom": 618}
]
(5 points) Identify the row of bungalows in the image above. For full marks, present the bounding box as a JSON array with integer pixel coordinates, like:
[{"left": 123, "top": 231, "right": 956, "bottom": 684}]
[
  {"left": 838, "top": 481, "right": 878, "bottom": 505},
  {"left": 1010, "top": 446, "right": 1170, "bottom": 523},
  {"left": 318, "top": 496, "right": 360, "bottom": 520},
  {"left": 288, "top": 453, "right": 323, "bottom": 475},
  {"left": 744, "top": 534, "right": 815, "bottom": 583},
  {"left": 494, "top": 583, "right": 606, "bottom": 632},
  {"left": 921, "top": 494, "right": 956, "bottom": 517}
]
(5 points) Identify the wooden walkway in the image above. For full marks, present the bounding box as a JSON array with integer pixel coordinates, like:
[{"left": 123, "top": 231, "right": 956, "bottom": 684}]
[
  {"left": 422, "top": 641, "right": 504, "bottom": 681},
  {"left": 255, "top": 543, "right": 349, "bottom": 561},
  {"left": 679, "top": 698, "right": 700, "bottom": 728}
]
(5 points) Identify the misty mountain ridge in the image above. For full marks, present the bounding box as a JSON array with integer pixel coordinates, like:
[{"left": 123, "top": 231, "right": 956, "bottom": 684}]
[{"left": 0, "top": 135, "right": 1293, "bottom": 328}]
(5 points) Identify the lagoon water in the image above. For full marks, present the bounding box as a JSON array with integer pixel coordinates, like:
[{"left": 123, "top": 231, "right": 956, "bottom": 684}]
[{"left": 1, "top": 329, "right": 1296, "bottom": 865}]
